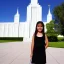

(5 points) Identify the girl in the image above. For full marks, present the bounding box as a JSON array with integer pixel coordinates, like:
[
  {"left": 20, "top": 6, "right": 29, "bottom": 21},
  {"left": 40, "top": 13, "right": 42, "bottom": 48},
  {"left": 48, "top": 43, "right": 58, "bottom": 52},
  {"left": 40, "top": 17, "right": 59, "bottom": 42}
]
[{"left": 30, "top": 21, "right": 49, "bottom": 64}]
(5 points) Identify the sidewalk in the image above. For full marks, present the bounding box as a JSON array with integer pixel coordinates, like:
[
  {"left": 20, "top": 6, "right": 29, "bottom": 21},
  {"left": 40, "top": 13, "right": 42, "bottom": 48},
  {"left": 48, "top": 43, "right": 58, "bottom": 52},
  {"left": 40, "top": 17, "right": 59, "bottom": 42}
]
[{"left": 0, "top": 42, "right": 64, "bottom": 64}]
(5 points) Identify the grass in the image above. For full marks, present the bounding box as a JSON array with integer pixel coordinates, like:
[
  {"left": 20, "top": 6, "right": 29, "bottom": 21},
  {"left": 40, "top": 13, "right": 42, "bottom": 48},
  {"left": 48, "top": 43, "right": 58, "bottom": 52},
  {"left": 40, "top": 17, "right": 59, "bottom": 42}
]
[
  {"left": 49, "top": 42, "right": 64, "bottom": 48},
  {"left": 0, "top": 40, "right": 22, "bottom": 43}
]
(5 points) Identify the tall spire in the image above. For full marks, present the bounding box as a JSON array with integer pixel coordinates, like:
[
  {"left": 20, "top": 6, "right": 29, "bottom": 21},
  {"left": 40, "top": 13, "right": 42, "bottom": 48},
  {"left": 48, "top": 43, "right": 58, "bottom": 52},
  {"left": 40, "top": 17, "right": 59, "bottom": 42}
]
[
  {"left": 16, "top": 8, "right": 19, "bottom": 15},
  {"left": 31, "top": 0, "right": 38, "bottom": 5},
  {"left": 48, "top": 5, "right": 51, "bottom": 14},
  {"left": 14, "top": 8, "right": 20, "bottom": 23},
  {"left": 47, "top": 5, "right": 52, "bottom": 23}
]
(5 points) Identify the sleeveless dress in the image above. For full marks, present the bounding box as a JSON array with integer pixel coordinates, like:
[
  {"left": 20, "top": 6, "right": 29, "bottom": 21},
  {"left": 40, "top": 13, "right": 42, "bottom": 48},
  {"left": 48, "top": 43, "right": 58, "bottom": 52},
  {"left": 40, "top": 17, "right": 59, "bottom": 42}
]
[{"left": 31, "top": 35, "right": 46, "bottom": 64}]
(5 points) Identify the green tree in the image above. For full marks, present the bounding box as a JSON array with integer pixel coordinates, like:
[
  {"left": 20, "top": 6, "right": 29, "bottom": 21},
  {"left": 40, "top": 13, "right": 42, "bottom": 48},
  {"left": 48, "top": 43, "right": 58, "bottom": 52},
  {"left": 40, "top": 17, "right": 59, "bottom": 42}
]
[
  {"left": 46, "top": 20, "right": 58, "bottom": 36},
  {"left": 53, "top": 2, "right": 64, "bottom": 36}
]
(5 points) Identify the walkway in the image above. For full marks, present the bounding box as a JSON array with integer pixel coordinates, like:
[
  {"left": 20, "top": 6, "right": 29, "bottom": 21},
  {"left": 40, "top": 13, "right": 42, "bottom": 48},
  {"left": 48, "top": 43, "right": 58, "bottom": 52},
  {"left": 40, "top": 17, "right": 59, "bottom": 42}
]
[{"left": 0, "top": 42, "right": 64, "bottom": 64}]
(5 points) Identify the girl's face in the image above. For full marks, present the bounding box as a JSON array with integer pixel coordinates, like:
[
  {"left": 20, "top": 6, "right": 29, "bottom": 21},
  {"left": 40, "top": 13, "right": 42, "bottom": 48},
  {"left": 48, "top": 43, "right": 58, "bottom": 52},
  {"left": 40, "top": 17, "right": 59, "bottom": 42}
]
[{"left": 37, "top": 23, "right": 43, "bottom": 32}]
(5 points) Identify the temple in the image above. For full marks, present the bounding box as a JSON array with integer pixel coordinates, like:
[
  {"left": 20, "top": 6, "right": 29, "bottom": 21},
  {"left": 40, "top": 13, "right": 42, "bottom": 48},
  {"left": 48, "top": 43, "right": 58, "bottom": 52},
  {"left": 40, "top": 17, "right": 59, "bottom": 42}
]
[{"left": 0, "top": 0, "right": 52, "bottom": 42}]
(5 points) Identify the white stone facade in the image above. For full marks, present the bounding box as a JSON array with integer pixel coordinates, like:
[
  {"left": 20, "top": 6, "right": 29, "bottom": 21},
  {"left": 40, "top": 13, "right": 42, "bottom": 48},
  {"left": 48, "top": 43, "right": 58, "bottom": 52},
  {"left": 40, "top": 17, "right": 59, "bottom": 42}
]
[{"left": 0, "top": 22, "right": 25, "bottom": 37}]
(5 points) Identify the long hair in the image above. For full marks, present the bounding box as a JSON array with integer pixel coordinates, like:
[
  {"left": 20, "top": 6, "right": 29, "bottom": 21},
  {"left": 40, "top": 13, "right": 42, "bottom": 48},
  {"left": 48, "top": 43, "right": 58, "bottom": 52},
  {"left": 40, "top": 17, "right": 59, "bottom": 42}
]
[{"left": 34, "top": 21, "right": 45, "bottom": 40}]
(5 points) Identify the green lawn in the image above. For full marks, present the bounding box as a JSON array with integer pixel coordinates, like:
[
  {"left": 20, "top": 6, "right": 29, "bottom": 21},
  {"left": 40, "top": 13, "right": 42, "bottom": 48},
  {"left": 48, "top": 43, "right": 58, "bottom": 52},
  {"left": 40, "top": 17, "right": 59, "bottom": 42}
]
[
  {"left": 0, "top": 40, "right": 22, "bottom": 43},
  {"left": 49, "top": 42, "right": 64, "bottom": 48}
]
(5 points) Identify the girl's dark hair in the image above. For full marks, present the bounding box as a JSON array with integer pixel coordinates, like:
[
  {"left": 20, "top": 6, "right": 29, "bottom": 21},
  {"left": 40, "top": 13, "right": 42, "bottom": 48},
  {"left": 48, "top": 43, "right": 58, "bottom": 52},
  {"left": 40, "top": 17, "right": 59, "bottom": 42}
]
[{"left": 34, "top": 21, "right": 45, "bottom": 40}]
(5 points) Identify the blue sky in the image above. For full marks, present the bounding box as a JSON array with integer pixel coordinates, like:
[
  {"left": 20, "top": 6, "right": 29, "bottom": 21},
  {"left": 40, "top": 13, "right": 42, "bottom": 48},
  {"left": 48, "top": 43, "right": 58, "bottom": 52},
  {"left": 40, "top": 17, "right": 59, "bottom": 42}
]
[{"left": 0, "top": 0, "right": 64, "bottom": 22}]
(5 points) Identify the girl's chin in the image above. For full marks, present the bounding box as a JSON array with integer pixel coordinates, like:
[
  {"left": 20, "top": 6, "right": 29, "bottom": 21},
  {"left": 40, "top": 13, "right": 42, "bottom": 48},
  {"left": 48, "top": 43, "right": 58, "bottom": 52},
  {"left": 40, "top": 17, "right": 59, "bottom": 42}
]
[{"left": 38, "top": 31, "right": 42, "bottom": 32}]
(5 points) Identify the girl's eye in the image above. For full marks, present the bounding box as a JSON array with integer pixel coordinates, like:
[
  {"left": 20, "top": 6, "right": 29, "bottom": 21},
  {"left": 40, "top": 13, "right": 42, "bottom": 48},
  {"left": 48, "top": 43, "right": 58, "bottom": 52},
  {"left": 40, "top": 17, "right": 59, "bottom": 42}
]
[{"left": 38, "top": 26, "right": 42, "bottom": 27}]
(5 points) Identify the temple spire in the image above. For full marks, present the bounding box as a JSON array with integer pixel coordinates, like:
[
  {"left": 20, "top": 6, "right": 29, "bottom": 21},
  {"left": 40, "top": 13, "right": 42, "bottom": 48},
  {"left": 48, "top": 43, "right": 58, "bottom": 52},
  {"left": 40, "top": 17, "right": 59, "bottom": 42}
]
[
  {"left": 47, "top": 5, "right": 52, "bottom": 23},
  {"left": 14, "top": 8, "right": 20, "bottom": 23},
  {"left": 31, "top": 0, "right": 38, "bottom": 4},
  {"left": 16, "top": 8, "right": 19, "bottom": 15},
  {"left": 48, "top": 5, "right": 51, "bottom": 14}
]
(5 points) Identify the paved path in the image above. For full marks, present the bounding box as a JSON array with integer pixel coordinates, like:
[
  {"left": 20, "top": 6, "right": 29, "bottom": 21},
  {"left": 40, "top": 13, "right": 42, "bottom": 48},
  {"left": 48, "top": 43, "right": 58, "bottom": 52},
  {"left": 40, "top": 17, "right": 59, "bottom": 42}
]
[{"left": 0, "top": 42, "right": 64, "bottom": 64}]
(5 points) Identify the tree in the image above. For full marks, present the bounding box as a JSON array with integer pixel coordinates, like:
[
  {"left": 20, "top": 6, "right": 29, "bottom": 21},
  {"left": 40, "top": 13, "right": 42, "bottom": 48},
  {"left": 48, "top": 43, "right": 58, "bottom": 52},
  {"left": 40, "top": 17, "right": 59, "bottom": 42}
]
[
  {"left": 46, "top": 20, "right": 58, "bottom": 36},
  {"left": 53, "top": 2, "right": 64, "bottom": 36},
  {"left": 46, "top": 20, "right": 58, "bottom": 42}
]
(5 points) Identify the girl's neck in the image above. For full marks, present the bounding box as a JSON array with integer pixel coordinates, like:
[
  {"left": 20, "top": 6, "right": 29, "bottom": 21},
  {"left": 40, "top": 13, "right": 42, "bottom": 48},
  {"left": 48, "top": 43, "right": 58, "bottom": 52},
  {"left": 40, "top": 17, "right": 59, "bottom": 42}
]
[
  {"left": 38, "top": 32, "right": 42, "bottom": 33},
  {"left": 37, "top": 32, "right": 43, "bottom": 36}
]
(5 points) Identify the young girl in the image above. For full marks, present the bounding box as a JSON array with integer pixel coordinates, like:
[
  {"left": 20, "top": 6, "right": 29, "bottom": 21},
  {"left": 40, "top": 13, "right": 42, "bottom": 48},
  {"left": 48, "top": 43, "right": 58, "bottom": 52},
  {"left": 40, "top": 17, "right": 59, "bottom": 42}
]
[{"left": 30, "top": 21, "right": 49, "bottom": 64}]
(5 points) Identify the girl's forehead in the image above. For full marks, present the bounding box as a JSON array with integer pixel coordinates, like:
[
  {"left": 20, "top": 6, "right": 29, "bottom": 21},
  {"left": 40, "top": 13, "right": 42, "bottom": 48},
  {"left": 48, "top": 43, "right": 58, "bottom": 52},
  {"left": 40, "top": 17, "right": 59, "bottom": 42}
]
[{"left": 37, "top": 23, "right": 42, "bottom": 26}]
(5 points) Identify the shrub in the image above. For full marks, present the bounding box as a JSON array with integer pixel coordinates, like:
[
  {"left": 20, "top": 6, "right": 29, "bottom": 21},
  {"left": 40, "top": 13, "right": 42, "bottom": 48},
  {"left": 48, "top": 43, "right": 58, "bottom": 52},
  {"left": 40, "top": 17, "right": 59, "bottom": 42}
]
[
  {"left": 48, "top": 36, "right": 58, "bottom": 42},
  {"left": 58, "top": 37, "right": 64, "bottom": 42},
  {"left": 0, "top": 37, "right": 23, "bottom": 41}
]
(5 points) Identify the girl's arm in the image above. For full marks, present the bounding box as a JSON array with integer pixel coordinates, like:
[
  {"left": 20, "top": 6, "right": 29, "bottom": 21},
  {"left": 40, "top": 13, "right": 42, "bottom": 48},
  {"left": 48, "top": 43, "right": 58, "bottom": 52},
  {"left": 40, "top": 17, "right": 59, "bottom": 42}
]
[
  {"left": 30, "top": 34, "right": 34, "bottom": 58},
  {"left": 45, "top": 34, "right": 49, "bottom": 49}
]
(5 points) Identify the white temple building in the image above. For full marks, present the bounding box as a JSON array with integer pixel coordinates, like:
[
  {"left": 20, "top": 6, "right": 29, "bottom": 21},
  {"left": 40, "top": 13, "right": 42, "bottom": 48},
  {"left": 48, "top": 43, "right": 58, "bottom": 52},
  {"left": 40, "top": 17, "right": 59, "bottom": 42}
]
[{"left": 0, "top": 0, "right": 52, "bottom": 42}]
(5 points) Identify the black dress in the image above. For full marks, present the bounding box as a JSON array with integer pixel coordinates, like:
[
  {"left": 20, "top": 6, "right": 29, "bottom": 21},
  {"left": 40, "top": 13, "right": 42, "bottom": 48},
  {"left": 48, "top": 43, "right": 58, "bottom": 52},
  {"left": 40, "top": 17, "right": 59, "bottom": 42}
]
[{"left": 31, "top": 35, "right": 46, "bottom": 64}]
